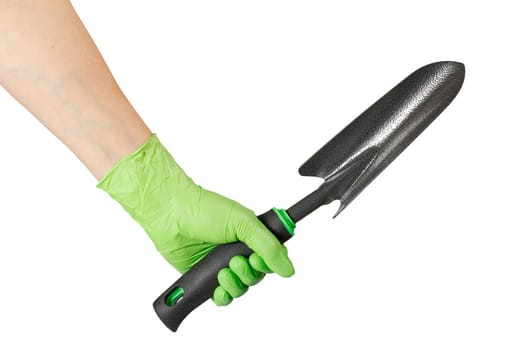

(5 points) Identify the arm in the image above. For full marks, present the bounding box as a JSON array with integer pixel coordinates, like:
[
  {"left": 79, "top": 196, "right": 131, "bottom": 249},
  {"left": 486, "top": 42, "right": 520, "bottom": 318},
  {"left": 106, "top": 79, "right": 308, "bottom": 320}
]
[
  {"left": 0, "top": 0, "right": 294, "bottom": 308},
  {"left": 0, "top": 0, "right": 151, "bottom": 179}
]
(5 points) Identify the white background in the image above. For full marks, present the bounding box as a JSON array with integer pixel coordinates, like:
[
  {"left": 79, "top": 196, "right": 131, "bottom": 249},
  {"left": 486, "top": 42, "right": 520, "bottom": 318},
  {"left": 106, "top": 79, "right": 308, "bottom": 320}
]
[{"left": 1, "top": 1, "right": 524, "bottom": 349}]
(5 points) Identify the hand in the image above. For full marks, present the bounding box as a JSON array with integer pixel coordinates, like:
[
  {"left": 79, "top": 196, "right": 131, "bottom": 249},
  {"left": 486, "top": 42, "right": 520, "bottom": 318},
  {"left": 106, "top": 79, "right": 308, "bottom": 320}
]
[{"left": 98, "top": 134, "right": 294, "bottom": 305}]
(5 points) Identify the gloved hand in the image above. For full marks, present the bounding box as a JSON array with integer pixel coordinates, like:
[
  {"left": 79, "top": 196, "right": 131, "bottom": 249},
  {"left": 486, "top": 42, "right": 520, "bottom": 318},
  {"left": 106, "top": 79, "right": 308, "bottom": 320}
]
[{"left": 97, "top": 134, "right": 294, "bottom": 306}]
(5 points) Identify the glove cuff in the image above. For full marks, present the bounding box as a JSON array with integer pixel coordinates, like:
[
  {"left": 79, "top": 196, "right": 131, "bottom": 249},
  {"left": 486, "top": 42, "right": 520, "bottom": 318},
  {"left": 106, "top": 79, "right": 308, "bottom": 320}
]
[{"left": 97, "top": 133, "right": 194, "bottom": 221}]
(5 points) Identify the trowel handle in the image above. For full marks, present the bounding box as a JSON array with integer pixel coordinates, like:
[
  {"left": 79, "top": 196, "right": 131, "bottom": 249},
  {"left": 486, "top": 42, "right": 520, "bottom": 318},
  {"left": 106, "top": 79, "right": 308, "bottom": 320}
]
[{"left": 153, "top": 208, "right": 293, "bottom": 332}]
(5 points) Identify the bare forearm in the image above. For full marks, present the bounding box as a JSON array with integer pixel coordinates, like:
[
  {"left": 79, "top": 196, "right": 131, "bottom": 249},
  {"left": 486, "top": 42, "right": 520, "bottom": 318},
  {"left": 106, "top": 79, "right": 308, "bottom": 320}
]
[{"left": 0, "top": 0, "right": 151, "bottom": 179}]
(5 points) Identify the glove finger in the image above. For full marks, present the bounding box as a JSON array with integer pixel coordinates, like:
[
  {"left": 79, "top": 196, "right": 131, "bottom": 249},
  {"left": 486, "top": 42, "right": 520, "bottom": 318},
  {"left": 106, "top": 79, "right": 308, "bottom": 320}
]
[
  {"left": 212, "top": 286, "right": 233, "bottom": 306},
  {"left": 235, "top": 217, "right": 294, "bottom": 278},
  {"left": 249, "top": 252, "right": 272, "bottom": 274},
  {"left": 217, "top": 267, "right": 248, "bottom": 298},
  {"left": 229, "top": 256, "right": 264, "bottom": 286}
]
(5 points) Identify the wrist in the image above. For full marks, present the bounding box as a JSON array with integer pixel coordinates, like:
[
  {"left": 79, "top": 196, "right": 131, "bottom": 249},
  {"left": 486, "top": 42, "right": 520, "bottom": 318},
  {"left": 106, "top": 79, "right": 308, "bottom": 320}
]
[
  {"left": 91, "top": 125, "right": 152, "bottom": 181},
  {"left": 97, "top": 133, "right": 195, "bottom": 222}
]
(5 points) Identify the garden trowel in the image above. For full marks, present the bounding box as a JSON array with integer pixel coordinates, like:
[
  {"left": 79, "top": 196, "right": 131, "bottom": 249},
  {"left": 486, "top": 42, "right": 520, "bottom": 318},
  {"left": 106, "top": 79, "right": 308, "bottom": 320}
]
[{"left": 153, "top": 61, "right": 465, "bottom": 331}]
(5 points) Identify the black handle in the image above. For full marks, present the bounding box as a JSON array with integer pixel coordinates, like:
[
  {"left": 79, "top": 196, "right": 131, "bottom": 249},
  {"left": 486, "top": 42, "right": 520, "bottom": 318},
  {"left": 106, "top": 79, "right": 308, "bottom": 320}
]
[{"left": 153, "top": 208, "right": 293, "bottom": 332}]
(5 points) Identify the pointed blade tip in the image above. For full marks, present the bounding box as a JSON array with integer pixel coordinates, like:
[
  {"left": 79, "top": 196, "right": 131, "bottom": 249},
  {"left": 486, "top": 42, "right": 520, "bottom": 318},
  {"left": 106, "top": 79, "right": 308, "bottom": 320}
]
[
  {"left": 428, "top": 60, "right": 464, "bottom": 70},
  {"left": 434, "top": 61, "right": 465, "bottom": 81}
]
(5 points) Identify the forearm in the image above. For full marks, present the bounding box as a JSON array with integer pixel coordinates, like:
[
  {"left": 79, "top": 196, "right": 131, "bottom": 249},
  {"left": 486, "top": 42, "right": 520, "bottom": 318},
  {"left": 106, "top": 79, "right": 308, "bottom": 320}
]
[{"left": 0, "top": 0, "right": 151, "bottom": 179}]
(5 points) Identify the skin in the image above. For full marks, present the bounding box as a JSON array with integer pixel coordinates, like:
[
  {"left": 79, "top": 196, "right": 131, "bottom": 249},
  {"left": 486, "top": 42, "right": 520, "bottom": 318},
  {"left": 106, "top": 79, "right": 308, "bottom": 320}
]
[
  {"left": 0, "top": 0, "right": 151, "bottom": 180},
  {"left": 0, "top": 0, "right": 294, "bottom": 306}
]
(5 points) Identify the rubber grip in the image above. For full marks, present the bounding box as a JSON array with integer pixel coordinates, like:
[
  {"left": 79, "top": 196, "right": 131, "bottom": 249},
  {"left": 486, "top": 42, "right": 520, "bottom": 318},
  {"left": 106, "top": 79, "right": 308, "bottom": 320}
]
[{"left": 153, "top": 209, "right": 292, "bottom": 332}]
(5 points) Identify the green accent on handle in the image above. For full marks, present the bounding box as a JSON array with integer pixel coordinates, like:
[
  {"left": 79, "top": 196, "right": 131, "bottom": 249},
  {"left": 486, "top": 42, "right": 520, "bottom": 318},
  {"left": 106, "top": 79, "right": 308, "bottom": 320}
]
[
  {"left": 165, "top": 287, "right": 185, "bottom": 306},
  {"left": 272, "top": 208, "right": 296, "bottom": 236}
]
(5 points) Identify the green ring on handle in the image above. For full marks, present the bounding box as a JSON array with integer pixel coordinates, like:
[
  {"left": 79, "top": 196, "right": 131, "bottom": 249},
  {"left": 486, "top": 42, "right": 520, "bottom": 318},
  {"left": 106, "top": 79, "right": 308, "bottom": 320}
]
[
  {"left": 271, "top": 208, "right": 296, "bottom": 236},
  {"left": 166, "top": 287, "right": 184, "bottom": 306}
]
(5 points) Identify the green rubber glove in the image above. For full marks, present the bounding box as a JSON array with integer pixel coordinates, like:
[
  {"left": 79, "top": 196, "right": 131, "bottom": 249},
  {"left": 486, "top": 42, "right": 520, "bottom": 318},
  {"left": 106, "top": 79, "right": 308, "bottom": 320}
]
[{"left": 97, "top": 134, "right": 294, "bottom": 306}]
